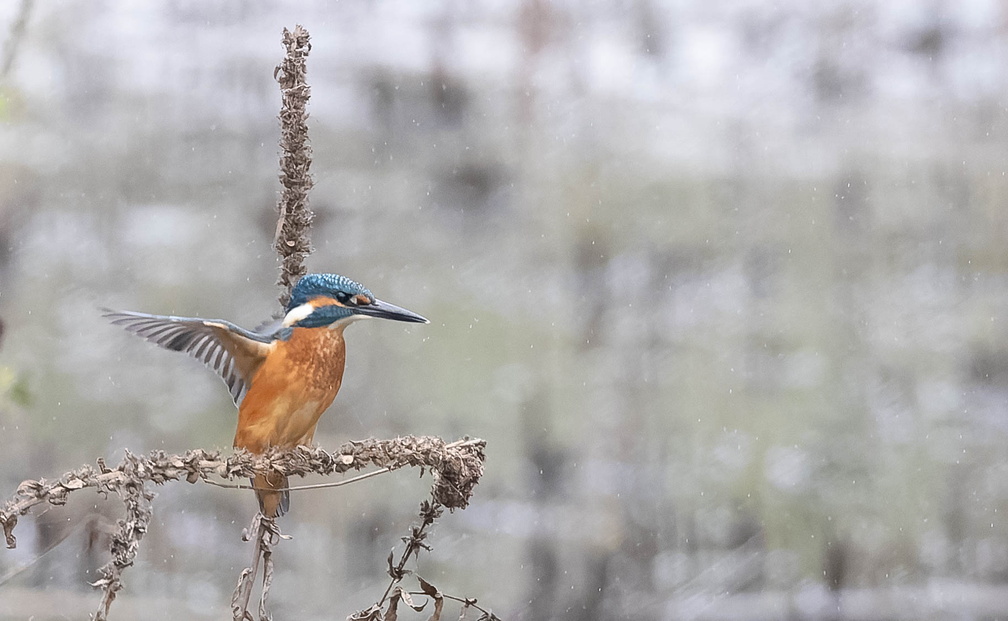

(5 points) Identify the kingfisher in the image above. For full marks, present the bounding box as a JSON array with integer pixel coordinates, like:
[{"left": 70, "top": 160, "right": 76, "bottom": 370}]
[{"left": 105, "top": 273, "right": 428, "bottom": 517}]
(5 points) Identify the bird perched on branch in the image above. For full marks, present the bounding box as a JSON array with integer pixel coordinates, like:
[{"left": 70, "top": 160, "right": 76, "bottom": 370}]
[{"left": 105, "top": 273, "right": 428, "bottom": 518}]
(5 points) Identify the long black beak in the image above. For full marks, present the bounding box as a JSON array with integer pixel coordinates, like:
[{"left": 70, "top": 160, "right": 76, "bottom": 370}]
[{"left": 356, "top": 298, "right": 429, "bottom": 324}]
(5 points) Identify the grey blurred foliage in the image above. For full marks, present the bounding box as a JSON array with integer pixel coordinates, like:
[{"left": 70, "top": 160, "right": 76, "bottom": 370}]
[{"left": 1, "top": 1, "right": 1008, "bottom": 620}]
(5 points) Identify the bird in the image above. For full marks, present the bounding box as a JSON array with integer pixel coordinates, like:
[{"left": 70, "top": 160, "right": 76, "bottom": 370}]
[{"left": 105, "top": 273, "right": 428, "bottom": 517}]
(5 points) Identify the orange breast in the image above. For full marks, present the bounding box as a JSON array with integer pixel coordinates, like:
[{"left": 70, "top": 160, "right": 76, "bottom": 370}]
[{"left": 233, "top": 326, "right": 347, "bottom": 454}]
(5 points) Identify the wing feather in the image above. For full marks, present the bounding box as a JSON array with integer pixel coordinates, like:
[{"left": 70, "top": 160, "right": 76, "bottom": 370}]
[
  {"left": 193, "top": 336, "right": 214, "bottom": 360},
  {"left": 104, "top": 309, "right": 275, "bottom": 405}
]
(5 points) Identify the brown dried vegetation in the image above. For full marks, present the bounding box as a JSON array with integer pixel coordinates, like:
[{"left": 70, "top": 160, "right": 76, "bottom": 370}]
[
  {"left": 273, "top": 24, "right": 315, "bottom": 309},
  {"left": 1, "top": 437, "right": 488, "bottom": 620}
]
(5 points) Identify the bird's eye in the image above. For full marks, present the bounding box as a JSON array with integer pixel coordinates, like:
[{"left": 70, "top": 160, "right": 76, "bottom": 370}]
[{"left": 335, "top": 291, "right": 351, "bottom": 304}]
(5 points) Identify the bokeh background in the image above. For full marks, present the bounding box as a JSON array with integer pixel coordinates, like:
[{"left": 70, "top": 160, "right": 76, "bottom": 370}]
[{"left": 2, "top": 1, "right": 1008, "bottom": 619}]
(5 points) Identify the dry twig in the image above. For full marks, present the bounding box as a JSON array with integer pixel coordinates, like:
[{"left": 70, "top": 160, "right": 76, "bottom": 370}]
[
  {"left": 349, "top": 500, "right": 500, "bottom": 621},
  {"left": 91, "top": 452, "right": 154, "bottom": 621},
  {"left": 273, "top": 24, "right": 314, "bottom": 307},
  {"left": 228, "top": 26, "right": 317, "bottom": 618},
  {"left": 1, "top": 437, "right": 485, "bottom": 550},
  {"left": 232, "top": 513, "right": 287, "bottom": 621},
  {"left": 0, "top": 437, "right": 485, "bottom": 619}
]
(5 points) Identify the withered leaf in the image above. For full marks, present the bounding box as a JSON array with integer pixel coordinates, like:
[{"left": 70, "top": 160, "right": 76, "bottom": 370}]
[
  {"left": 62, "top": 478, "right": 86, "bottom": 490},
  {"left": 398, "top": 586, "right": 426, "bottom": 612},
  {"left": 418, "top": 576, "right": 439, "bottom": 596},
  {"left": 429, "top": 598, "right": 444, "bottom": 621},
  {"left": 348, "top": 603, "right": 382, "bottom": 621},
  {"left": 16, "top": 479, "right": 43, "bottom": 495},
  {"left": 385, "top": 587, "right": 401, "bottom": 621},
  {"left": 417, "top": 577, "right": 443, "bottom": 621},
  {"left": 3, "top": 514, "right": 18, "bottom": 549}
]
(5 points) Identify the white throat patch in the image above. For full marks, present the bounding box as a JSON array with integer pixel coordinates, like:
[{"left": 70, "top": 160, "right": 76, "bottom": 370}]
[
  {"left": 282, "top": 303, "right": 315, "bottom": 327},
  {"left": 330, "top": 314, "right": 371, "bottom": 329},
  {"left": 282, "top": 302, "right": 374, "bottom": 329}
]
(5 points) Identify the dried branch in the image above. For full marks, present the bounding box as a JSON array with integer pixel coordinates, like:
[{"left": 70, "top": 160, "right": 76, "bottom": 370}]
[
  {"left": 349, "top": 500, "right": 500, "bottom": 621},
  {"left": 1, "top": 436, "right": 484, "bottom": 619},
  {"left": 369, "top": 575, "right": 501, "bottom": 621},
  {"left": 232, "top": 513, "right": 287, "bottom": 621},
  {"left": 227, "top": 26, "right": 317, "bottom": 619},
  {"left": 382, "top": 500, "right": 443, "bottom": 602},
  {"left": 273, "top": 24, "right": 314, "bottom": 307},
  {"left": 91, "top": 452, "right": 154, "bottom": 621},
  {"left": 1, "top": 436, "right": 485, "bottom": 552}
]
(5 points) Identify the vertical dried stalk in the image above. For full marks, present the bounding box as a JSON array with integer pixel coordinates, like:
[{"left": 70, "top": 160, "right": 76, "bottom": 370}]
[
  {"left": 232, "top": 26, "right": 315, "bottom": 617},
  {"left": 232, "top": 514, "right": 283, "bottom": 621},
  {"left": 90, "top": 452, "right": 154, "bottom": 621},
  {"left": 273, "top": 24, "right": 314, "bottom": 308}
]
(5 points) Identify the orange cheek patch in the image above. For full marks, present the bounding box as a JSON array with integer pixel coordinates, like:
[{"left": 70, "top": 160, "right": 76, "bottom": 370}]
[
  {"left": 309, "top": 296, "right": 341, "bottom": 308},
  {"left": 352, "top": 294, "right": 372, "bottom": 306}
]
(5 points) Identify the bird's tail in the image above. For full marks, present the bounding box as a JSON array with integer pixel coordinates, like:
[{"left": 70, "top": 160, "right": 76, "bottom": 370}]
[{"left": 252, "top": 471, "right": 290, "bottom": 518}]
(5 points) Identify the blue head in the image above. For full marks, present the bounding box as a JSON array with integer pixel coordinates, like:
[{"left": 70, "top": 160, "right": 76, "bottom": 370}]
[{"left": 284, "top": 273, "right": 428, "bottom": 329}]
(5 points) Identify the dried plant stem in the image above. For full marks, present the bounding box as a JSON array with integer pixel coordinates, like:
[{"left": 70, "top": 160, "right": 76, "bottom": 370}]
[
  {"left": 232, "top": 516, "right": 262, "bottom": 620},
  {"left": 349, "top": 498, "right": 500, "bottom": 621},
  {"left": 204, "top": 463, "right": 394, "bottom": 492},
  {"left": 233, "top": 513, "right": 285, "bottom": 621},
  {"left": 381, "top": 500, "right": 443, "bottom": 604},
  {"left": 408, "top": 590, "right": 492, "bottom": 619},
  {"left": 91, "top": 452, "right": 155, "bottom": 621},
  {"left": 349, "top": 500, "right": 444, "bottom": 621},
  {"left": 274, "top": 24, "right": 314, "bottom": 307},
  {"left": 400, "top": 586, "right": 498, "bottom": 621},
  {"left": 1, "top": 436, "right": 484, "bottom": 619},
  {"left": 2, "top": 437, "right": 485, "bottom": 551},
  {"left": 258, "top": 530, "right": 274, "bottom": 621}
]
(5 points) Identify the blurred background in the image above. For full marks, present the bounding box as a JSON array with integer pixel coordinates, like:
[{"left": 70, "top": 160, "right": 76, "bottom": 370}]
[{"left": 1, "top": 1, "right": 1008, "bottom": 619}]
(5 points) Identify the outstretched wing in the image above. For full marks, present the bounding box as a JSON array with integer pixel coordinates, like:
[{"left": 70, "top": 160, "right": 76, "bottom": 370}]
[{"left": 104, "top": 309, "right": 276, "bottom": 405}]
